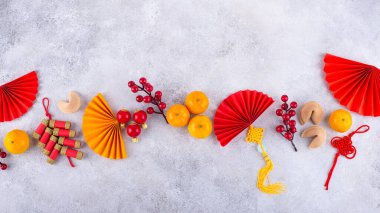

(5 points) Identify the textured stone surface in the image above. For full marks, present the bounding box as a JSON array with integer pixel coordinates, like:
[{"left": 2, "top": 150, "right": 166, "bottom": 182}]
[{"left": 0, "top": 1, "right": 380, "bottom": 212}]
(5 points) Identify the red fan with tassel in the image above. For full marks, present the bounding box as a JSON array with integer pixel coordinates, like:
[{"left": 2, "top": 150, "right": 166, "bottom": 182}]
[
  {"left": 0, "top": 71, "right": 38, "bottom": 122},
  {"left": 323, "top": 54, "right": 380, "bottom": 116},
  {"left": 214, "top": 90, "right": 274, "bottom": 147},
  {"left": 214, "top": 90, "right": 284, "bottom": 194}
]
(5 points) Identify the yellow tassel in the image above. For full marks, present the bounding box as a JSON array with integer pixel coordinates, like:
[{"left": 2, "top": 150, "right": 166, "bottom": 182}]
[{"left": 246, "top": 126, "right": 285, "bottom": 194}]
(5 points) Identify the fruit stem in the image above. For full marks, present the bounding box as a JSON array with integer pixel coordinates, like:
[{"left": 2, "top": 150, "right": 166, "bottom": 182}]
[{"left": 136, "top": 85, "right": 169, "bottom": 124}]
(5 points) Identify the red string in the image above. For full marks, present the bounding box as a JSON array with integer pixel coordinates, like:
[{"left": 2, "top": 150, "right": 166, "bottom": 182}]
[
  {"left": 324, "top": 125, "right": 370, "bottom": 190},
  {"left": 42, "top": 97, "right": 52, "bottom": 120},
  {"left": 67, "top": 156, "right": 75, "bottom": 167}
]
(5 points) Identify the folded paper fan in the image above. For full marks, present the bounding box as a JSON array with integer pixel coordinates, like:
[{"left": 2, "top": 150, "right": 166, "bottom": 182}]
[
  {"left": 82, "top": 93, "right": 127, "bottom": 159},
  {"left": 214, "top": 90, "right": 274, "bottom": 147},
  {"left": 214, "top": 90, "right": 283, "bottom": 194},
  {"left": 324, "top": 53, "right": 380, "bottom": 116},
  {"left": 0, "top": 71, "right": 38, "bottom": 122}
]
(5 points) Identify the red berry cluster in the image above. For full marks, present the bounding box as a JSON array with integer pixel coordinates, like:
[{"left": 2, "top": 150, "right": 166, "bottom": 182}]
[
  {"left": 275, "top": 95, "right": 298, "bottom": 152},
  {"left": 0, "top": 148, "right": 7, "bottom": 170},
  {"left": 128, "top": 77, "right": 168, "bottom": 123},
  {"left": 117, "top": 109, "right": 148, "bottom": 142}
]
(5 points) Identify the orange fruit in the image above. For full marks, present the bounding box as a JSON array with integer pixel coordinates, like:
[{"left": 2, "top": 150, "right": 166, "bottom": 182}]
[
  {"left": 166, "top": 104, "right": 191, "bottom": 127},
  {"left": 329, "top": 109, "right": 352, "bottom": 133},
  {"left": 4, "top": 129, "right": 30, "bottom": 154},
  {"left": 185, "top": 91, "right": 209, "bottom": 114},
  {"left": 188, "top": 115, "right": 213, "bottom": 139}
]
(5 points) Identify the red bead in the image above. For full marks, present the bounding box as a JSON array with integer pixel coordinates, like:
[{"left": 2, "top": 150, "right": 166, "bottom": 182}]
[
  {"left": 131, "top": 86, "right": 139, "bottom": 93},
  {"left": 275, "top": 109, "right": 283, "bottom": 116},
  {"left": 147, "top": 107, "right": 154, "bottom": 114},
  {"left": 128, "top": 81, "right": 135, "bottom": 87},
  {"left": 284, "top": 132, "right": 293, "bottom": 140},
  {"left": 290, "top": 127, "right": 297, "bottom": 133},
  {"left": 126, "top": 124, "right": 141, "bottom": 138},
  {"left": 281, "top": 103, "right": 288, "bottom": 110},
  {"left": 116, "top": 109, "right": 131, "bottom": 124},
  {"left": 288, "top": 110, "right": 296, "bottom": 117},
  {"left": 136, "top": 95, "right": 143, "bottom": 102},
  {"left": 289, "top": 120, "right": 296, "bottom": 126},
  {"left": 133, "top": 110, "right": 148, "bottom": 124},
  {"left": 290, "top": 102, "right": 298, "bottom": 108},
  {"left": 155, "top": 91, "right": 162, "bottom": 97},
  {"left": 143, "top": 96, "right": 152, "bottom": 103},
  {"left": 276, "top": 125, "right": 285, "bottom": 133},
  {"left": 0, "top": 152, "right": 6, "bottom": 158},
  {"left": 139, "top": 77, "right": 147, "bottom": 85},
  {"left": 1, "top": 164, "right": 7, "bottom": 170},
  {"left": 281, "top": 95, "right": 288, "bottom": 102},
  {"left": 282, "top": 114, "right": 290, "bottom": 121},
  {"left": 159, "top": 102, "right": 166, "bottom": 110}
]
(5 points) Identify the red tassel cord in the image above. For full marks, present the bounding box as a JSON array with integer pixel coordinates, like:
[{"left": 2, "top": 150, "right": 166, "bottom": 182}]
[
  {"left": 324, "top": 125, "right": 370, "bottom": 190},
  {"left": 42, "top": 97, "right": 52, "bottom": 120}
]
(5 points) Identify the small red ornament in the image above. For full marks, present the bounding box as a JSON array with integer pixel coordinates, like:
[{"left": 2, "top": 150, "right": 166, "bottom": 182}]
[
  {"left": 133, "top": 110, "right": 148, "bottom": 127},
  {"left": 0, "top": 163, "right": 7, "bottom": 170},
  {"left": 126, "top": 123, "right": 141, "bottom": 142},
  {"left": 116, "top": 109, "right": 131, "bottom": 126}
]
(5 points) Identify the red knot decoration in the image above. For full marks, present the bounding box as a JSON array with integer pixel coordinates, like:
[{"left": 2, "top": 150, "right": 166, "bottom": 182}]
[{"left": 324, "top": 125, "right": 370, "bottom": 190}]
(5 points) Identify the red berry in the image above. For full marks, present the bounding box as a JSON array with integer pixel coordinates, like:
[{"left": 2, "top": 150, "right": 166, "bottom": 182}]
[
  {"left": 145, "top": 84, "right": 153, "bottom": 92},
  {"left": 281, "top": 103, "right": 288, "bottom": 110},
  {"left": 133, "top": 110, "right": 148, "bottom": 124},
  {"left": 131, "top": 86, "right": 139, "bottom": 93},
  {"left": 143, "top": 96, "right": 152, "bottom": 103},
  {"left": 282, "top": 114, "right": 290, "bottom": 121},
  {"left": 147, "top": 107, "right": 154, "bottom": 114},
  {"left": 288, "top": 110, "right": 296, "bottom": 117},
  {"left": 284, "top": 132, "right": 293, "bottom": 140},
  {"left": 116, "top": 109, "right": 131, "bottom": 124},
  {"left": 159, "top": 102, "right": 166, "bottom": 110},
  {"left": 289, "top": 120, "right": 296, "bottom": 126},
  {"left": 276, "top": 125, "right": 285, "bottom": 133},
  {"left": 0, "top": 152, "right": 6, "bottom": 158},
  {"left": 281, "top": 95, "right": 288, "bottom": 102},
  {"left": 290, "top": 127, "right": 297, "bottom": 133},
  {"left": 276, "top": 109, "right": 283, "bottom": 116},
  {"left": 290, "top": 102, "right": 298, "bottom": 108},
  {"left": 1, "top": 163, "right": 7, "bottom": 170},
  {"left": 128, "top": 81, "right": 135, "bottom": 87},
  {"left": 126, "top": 124, "right": 141, "bottom": 138},
  {"left": 139, "top": 77, "right": 147, "bottom": 85},
  {"left": 154, "top": 96, "right": 161, "bottom": 102},
  {"left": 136, "top": 95, "right": 143, "bottom": 102},
  {"left": 155, "top": 91, "right": 162, "bottom": 97}
]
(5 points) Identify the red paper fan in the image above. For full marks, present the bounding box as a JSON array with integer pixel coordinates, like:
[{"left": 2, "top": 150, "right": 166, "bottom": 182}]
[
  {"left": 0, "top": 71, "right": 38, "bottom": 122},
  {"left": 214, "top": 90, "right": 274, "bottom": 146},
  {"left": 323, "top": 54, "right": 380, "bottom": 116}
]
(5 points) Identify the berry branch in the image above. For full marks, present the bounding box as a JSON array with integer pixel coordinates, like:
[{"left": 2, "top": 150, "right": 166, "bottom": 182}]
[
  {"left": 0, "top": 148, "right": 8, "bottom": 170},
  {"left": 128, "top": 77, "right": 168, "bottom": 124},
  {"left": 275, "top": 95, "right": 298, "bottom": 152}
]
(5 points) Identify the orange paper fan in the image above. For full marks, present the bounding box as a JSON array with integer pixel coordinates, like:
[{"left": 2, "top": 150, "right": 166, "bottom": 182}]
[
  {"left": 0, "top": 71, "right": 38, "bottom": 122},
  {"left": 82, "top": 93, "right": 127, "bottom": 159},
  {"left": 214, "top": 90, "right": 274, "bottom": 146},
  {"left": 324, "top": 53, "right": 380, "bottom": 116}
]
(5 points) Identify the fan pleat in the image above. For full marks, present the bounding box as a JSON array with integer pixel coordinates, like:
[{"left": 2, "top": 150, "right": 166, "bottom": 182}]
[
  {"left": 214, "top": 90, "right": 274, "bottom": 147},
  {"left": 82, "top": 93, "right": 127, "bottom": 159},
  {"left": 0, "top": 71, "right": 38, "bottom": 122},
  {"left": 323, "top": 53, "right": 380, "bottom": 116}
]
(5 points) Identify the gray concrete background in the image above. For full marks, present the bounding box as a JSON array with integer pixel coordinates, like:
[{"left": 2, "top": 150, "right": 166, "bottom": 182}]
[{"left": 0, "top": 0, "right": 380, "bottom": 212}]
